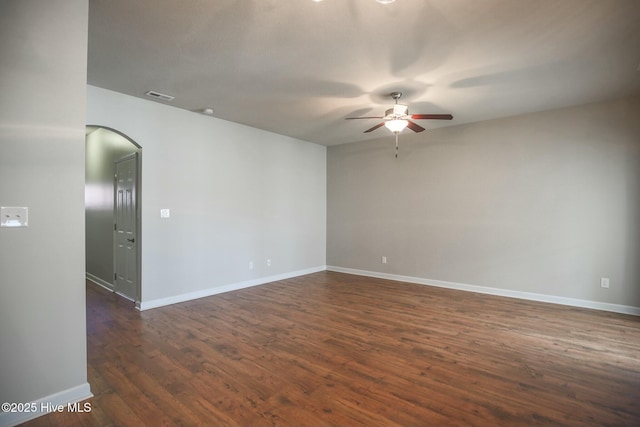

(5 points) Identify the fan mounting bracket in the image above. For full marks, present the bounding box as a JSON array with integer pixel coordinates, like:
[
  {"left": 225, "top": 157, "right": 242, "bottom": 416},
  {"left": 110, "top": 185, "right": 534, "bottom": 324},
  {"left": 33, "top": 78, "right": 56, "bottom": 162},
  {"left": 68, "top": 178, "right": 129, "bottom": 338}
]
[{"left": 390, "top": 91, "right": 403, "bottom": 101}]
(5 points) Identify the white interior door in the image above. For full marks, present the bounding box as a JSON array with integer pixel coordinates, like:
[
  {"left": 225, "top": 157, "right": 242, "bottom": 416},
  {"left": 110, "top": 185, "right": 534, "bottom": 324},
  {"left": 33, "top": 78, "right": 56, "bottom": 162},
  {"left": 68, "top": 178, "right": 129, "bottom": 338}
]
[{"left": 114, "top": 153, "right": 138, "bottom": 301}]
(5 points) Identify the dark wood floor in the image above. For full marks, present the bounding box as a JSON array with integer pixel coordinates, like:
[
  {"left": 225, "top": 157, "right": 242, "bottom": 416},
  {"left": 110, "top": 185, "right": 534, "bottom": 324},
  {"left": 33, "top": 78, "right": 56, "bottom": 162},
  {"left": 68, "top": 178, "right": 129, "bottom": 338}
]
[{"left": 23, "top": 271, "right": 640, "bottom": 426}]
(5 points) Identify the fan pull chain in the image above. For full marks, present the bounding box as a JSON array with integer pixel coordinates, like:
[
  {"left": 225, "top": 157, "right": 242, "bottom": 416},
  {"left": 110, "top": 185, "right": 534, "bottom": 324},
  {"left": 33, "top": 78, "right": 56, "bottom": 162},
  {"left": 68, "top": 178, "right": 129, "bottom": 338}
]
[{"left": 395, "top": 133, "right": 399, "bottom": 158}]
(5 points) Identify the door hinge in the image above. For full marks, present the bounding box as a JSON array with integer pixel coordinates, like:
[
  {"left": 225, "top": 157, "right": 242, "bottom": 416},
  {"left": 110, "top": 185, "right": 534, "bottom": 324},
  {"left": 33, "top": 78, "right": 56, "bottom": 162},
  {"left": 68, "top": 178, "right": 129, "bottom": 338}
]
[
  {"left": 114, "top": 273, "right": 117, "bottom": 280},
  {"left": 114, "top": 223, "right": 117, "bottom": 231}
]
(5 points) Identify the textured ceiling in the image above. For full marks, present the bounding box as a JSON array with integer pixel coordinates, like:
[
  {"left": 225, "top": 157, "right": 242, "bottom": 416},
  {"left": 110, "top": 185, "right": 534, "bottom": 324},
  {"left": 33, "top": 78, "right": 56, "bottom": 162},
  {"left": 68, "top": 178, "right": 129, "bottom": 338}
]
[{"left": 88, "top": 0, "right": 640, "bottom": 146}]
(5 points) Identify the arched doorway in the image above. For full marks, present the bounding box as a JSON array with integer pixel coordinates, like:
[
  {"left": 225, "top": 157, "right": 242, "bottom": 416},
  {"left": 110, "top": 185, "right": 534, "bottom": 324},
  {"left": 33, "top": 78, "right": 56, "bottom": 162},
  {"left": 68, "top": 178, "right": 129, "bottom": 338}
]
[{"left": 85, "top": 126, "right": 142, "bottom": 305}]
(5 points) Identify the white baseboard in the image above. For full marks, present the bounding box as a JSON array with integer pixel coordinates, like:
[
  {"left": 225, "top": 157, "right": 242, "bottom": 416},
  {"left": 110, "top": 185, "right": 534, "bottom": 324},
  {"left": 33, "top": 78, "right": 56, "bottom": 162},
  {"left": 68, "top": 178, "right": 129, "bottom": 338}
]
[
  {"left": 326, "top": 266, "right": 640, "bottom": 316},
  {"left": 0, "top": 383, "right": 92, "bottom": 427},
  {"left": 85, "top": 272, "right": 113, "bottom": 291},
  {"left": 139, "top": 265, "right": 327, "bottom": 311},
  {"left": 87, "top": 273, "right": 139, "bottom": 305}
]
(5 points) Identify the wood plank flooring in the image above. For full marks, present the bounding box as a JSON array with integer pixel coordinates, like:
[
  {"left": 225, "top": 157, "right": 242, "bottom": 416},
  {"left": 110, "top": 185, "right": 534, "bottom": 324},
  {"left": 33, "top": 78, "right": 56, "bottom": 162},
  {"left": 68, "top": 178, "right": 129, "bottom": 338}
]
[{"left": 22, "top": 271, "right": 640, "bottom": 426}]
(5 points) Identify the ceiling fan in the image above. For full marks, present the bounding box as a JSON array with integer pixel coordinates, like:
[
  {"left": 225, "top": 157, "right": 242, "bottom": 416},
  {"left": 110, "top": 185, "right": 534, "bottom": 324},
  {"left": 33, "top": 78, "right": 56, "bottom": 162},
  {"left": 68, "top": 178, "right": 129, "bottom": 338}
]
[{"left": 346, "top": 92, "right": 453, "bottom": 157}]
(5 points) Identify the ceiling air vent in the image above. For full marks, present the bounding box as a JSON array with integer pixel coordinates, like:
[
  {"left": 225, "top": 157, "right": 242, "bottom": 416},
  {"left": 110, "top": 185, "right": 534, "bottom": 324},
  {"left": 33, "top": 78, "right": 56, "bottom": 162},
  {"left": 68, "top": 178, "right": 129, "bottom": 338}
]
[{"left": 145, "top": 90, "right": 174, "bottom": 101}]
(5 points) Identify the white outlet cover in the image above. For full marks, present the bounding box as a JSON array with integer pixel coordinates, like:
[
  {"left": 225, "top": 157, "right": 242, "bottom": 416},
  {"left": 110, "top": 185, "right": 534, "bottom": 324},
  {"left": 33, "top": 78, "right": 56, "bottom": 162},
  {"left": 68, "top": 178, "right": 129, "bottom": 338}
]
[
  {"left": 160, "top": 209, "right": 170, "bottom": 218},
  {"left": 1, "top": 206, "right": 28, "bottom": 227}
]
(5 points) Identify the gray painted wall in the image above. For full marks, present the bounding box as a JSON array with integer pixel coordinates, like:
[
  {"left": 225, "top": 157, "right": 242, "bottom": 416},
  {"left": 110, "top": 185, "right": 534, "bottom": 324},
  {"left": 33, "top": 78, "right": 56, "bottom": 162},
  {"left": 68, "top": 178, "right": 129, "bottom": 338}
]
[
  {"left": 0, "top": 0, "right": 89, "bottom": 410},
  {"left": 85, "top": 127, "right": 139, "bottom": 286},
  {"left": 328, "top": 96, "right": 640, "bottom": 307},
  {"left": 86, "top": 86, "right": 327, "bottom": 303}
]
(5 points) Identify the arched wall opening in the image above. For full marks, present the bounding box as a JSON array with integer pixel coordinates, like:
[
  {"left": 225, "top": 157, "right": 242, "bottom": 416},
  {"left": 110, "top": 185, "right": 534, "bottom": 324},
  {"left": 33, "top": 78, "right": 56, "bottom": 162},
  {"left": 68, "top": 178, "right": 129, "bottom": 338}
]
[{"left": 85, "top": 125, "right": 142, "bottom": 304}]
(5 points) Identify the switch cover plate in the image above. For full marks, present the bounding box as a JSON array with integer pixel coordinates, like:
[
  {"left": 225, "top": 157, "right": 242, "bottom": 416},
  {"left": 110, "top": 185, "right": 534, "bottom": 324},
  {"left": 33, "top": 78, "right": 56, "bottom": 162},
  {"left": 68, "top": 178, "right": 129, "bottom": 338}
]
[{"left": 1, "top": 206, "right": 28, "bottom": 227}]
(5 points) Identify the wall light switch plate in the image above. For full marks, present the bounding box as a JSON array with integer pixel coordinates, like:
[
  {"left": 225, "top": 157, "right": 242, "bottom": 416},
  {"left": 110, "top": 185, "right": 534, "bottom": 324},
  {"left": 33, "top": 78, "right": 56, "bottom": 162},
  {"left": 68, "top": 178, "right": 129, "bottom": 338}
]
[
  {"left": 1, "top": 206, "right": 29, "bottom": 227},
  {"left": 160, "top": 209, "right": 170, "bottom": 218}
]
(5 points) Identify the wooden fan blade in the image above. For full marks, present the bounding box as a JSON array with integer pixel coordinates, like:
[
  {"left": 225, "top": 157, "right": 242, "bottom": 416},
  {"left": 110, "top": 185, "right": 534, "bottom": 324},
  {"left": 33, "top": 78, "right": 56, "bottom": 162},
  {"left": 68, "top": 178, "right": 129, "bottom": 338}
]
[
  {"left": 407, "top": 120, "right": 425, "bottom": 133},
  {"left": 364, "top": 122, "right": 385, "bottom": 133},
  {"left": 346, "top": 116, "right": 384, "bottom": 120},
  {"left": 411, "top": 114, "right": 453, "bottom": 120}
]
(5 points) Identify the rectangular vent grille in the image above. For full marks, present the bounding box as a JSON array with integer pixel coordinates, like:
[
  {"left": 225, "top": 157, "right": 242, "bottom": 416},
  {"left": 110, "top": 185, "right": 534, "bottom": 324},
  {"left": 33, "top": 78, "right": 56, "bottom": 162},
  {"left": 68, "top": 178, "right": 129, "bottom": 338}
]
[{"left": 145, "top": 90, "right": 174, "bottom": 101}]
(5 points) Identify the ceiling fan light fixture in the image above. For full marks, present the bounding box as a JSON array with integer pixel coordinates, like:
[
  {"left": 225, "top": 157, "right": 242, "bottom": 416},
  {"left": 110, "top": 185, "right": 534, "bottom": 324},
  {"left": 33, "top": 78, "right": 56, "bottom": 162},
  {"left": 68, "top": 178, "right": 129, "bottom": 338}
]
[{"left": 385, "top": 119, "right": 408, "bottom": 133}]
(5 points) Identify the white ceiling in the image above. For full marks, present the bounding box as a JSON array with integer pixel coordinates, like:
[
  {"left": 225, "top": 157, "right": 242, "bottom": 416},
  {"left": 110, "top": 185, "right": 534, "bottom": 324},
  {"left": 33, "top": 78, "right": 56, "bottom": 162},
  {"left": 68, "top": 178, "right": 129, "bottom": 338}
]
[{"left": 88, "top": 0, "right": 640, "bottom": 146}]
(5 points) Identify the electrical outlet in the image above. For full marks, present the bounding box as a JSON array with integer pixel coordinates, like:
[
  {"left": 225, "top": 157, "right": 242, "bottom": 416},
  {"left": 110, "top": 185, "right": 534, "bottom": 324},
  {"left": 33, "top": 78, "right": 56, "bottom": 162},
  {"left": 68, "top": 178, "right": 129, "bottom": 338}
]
[
  {"left": 381, "top": 256, "right": 387, "bottom": 264},
  {"left": 601, "top": 277, "right": 610, "bottom": 288},
  {"left": 248, "top": 261, "right": 254, "bottom": 270},
  {"left": 267, "top": 259, "right": 272, "bottom": 267}
]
